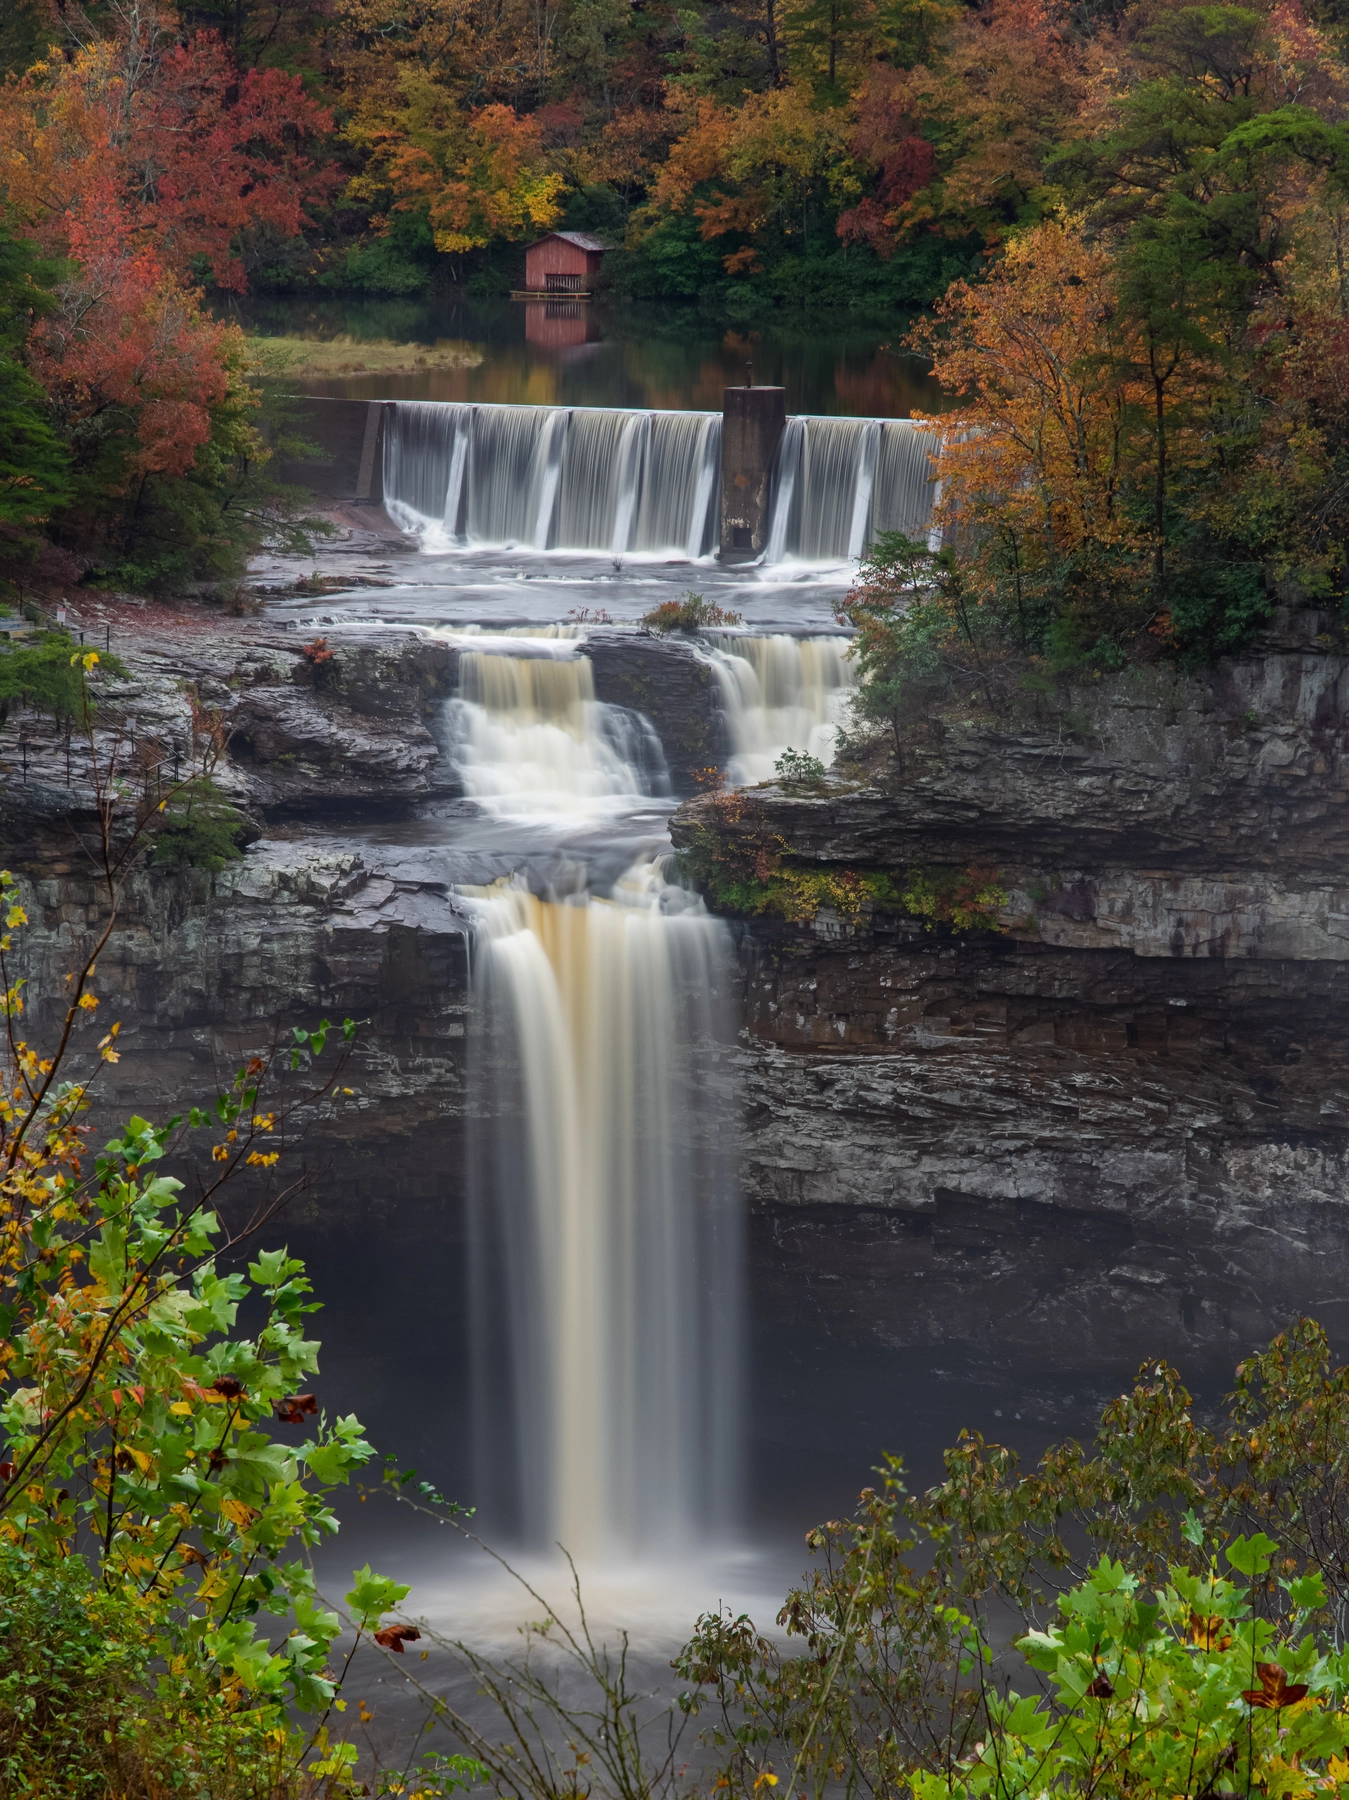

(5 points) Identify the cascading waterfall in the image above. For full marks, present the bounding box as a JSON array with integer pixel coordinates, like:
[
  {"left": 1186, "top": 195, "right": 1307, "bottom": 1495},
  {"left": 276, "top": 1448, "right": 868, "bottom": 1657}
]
[
  {"left": 705, "top": 634, "right": 858, "bottom": 784},
  {"left": 765, "top": 416, "right": 937, "bottom": 562},
  {"left": 384, "top": 401, "right": 722, "bottom": 557},
  {"left": 444, "top": 646, "right": 670, "bottom": 814},
  {"left": 450, "top": 641, "right": 740, "bottom": 1559},
  {"left": 466, "top": 864, "right": 740, "bottom": 1559}
]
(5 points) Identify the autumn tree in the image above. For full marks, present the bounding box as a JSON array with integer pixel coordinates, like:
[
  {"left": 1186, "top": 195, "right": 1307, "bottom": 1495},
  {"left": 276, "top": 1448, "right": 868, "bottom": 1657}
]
[
  {"left": 0, "top": 2, "right": 335, "bottom": 289},
  {"left": 643, "top": 85, "right": 855, "bottom": 275},
  {"left": 838, "top": 0, "right": 1094, "bottom": 258},
  {"left": 0, "top": 228, "right": 71, "bottom": 552},
  {"left": 912, "top": 218, "right": 1153, "bottom": 641}
]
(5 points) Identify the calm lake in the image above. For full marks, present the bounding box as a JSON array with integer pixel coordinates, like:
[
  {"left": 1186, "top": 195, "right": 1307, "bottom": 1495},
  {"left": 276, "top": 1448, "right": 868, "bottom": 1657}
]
[{"left": 220, "top": 293, "right": 947, "bottom": 416}]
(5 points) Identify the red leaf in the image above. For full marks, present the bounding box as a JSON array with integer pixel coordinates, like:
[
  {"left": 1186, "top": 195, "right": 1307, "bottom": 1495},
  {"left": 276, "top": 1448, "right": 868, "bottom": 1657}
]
[
  {"left": 0, "top": 1462, "right": 14, "bottom": 1483},
  {"left": 373, "top": 1624, "right": 421, "bottom": 1653},
  {"left": 210, "top": 1375, "right": 245, "bottom": 1400},
  {"left": 1243, "top": 1663, "right": 1309, "bottom": 1708},
  {"left": 274, "top": 1393, "right": 319, "bottom": 1424}
]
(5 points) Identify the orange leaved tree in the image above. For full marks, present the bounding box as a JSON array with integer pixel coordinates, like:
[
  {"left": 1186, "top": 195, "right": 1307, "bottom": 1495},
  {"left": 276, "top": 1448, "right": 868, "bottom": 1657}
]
[{"left": 910, "top": 217, "right": 1228, "bottom": 650}]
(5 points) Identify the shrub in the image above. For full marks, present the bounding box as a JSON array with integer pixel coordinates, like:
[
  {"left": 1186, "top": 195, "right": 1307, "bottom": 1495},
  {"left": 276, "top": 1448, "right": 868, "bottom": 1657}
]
[
  {"left": 900, "top": 865, "right": 1008, "bottom": 933},
  {"left": 0, "top": 1547, "right": 295, "bottom": 1799},
  {"left": 150, "top": 775, "right": 250, "bottom": 872},
  {"left": 641, "top": 592, "right": 743, "bottom": 633},
  {"left": 671, "top": 1321, "right": 1349, "bottom": 1800},
  {"left": 0, "top": 672, "right": 422, "bottom": 1796},
  {"left": 773, "top": 748, "right": 827, "bottom": 789},
  {"left": 0, "top": 634, "right": 127, "bottom": 736},
  {"left": 917, "top": 1541, "right": 1349, "bottom": 1800}
]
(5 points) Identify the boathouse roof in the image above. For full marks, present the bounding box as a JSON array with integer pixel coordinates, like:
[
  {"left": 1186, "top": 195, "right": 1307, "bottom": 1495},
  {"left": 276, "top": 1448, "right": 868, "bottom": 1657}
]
[{"left": 533, "top": 230, "right": 610, "bottom": 252}]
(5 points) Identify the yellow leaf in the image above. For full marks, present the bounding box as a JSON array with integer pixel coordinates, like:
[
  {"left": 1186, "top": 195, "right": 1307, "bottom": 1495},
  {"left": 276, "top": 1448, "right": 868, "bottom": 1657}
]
[
  {"left": 170, "top": 1401, "right": 193, "bottom": 1415},
  {"left": 220, "top": 1497, "right": 258, "bottom": 1529}
]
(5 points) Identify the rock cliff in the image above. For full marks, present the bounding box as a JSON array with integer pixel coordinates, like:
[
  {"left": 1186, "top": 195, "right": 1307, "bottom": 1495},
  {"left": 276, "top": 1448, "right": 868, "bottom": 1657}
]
[
  {"left": 6, "top": 618, "right": 1347, "bottom": 1434},
  {"left": 671, "top": 638, "right": 1349, "bottom": 1415}
]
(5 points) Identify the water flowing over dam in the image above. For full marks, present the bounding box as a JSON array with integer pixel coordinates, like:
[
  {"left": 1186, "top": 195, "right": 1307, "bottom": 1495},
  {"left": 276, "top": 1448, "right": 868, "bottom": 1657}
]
[
  {"left": 385, "top": 402, "right": 722, "bottom": 557},
  {"left": 452, "top": 636, "right": 740, "bottom": 1558},
  {"left": 382, "top": 401, "right": 935, "bottom": 562},
  {"left": 765, "top": 416, "right": 936, "bottom": 562}
]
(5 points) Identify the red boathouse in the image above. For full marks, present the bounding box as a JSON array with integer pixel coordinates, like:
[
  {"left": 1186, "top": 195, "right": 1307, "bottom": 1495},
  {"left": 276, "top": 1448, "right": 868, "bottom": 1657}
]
[{"left": 519, "top": 231, "right": 608, "bottom": 297}]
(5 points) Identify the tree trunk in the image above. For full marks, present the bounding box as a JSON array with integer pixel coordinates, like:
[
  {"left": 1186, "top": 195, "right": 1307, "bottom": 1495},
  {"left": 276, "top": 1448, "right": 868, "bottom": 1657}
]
[
  {"left": 1153, "top": 370, "right": 1166, "bottom": 591},
  {"left": 764, "top": 0, "right": 781, "bottom": 85}
]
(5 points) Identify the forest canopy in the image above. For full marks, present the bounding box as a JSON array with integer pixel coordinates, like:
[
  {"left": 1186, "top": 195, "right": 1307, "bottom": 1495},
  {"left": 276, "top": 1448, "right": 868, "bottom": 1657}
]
[{"left": 4, "top": 0, "right": 1349, "bottom": 640}]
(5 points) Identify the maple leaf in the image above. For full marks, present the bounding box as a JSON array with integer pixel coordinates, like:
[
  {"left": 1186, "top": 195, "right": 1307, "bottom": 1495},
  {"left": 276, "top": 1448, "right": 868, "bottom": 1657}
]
[{"left": 1242, "top": 1663, "right": 1310, "bottom": 1708}]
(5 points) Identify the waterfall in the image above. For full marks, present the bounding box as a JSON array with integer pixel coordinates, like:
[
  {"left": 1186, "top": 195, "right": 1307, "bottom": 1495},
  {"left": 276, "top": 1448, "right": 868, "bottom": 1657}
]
[
  {"left": 765, "top": 417, "right": 936, "bottom": 562},
  {"left": 384, "top": 401, "right": 722, "bottom": 557},
  {"left": 705, "top": 634, "right": 858, "bottom": 785},
  {"left": 451, "top": 632, "right": 742, "bottom": 1561},
  {"left": 383, "top": 400, "right": 934, "bottom": 562},
  {"left": 466, "top": 864, "right": 740, "bottom": 1559},
  {"left": 444, "top": 647, "right": 670, "bottom": 814}
]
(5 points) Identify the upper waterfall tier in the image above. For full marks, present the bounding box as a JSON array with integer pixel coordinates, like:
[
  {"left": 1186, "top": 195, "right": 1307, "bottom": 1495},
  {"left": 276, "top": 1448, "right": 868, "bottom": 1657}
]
[
  {"left": 764, "top": 416, "right": 936, "bottom": 562},
  {"left": 384, "top": 401, "right": 721, "bottom": 557},
  {"left": 382, "top": 401, "right": 937, "bottom": 563}
]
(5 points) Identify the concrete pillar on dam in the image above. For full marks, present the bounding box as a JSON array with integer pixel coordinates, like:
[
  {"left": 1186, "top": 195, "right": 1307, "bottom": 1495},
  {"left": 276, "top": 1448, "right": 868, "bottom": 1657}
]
[
  {"left": 268, "top": 397, "right": 392, "bottom": 504},
  {"left": 719, "top": 386, "right": 785, "bottom": 562}
]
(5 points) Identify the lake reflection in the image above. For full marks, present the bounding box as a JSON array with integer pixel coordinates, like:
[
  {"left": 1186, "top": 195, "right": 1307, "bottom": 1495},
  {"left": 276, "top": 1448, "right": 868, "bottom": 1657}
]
[{"left": 220, "top": 293, "right": 948, "bottom": 417}]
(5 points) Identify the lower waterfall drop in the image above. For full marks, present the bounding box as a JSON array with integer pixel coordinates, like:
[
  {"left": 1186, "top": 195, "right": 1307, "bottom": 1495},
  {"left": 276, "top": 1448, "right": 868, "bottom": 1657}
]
[
  {"left": 445, "top": 646, "right": 670, "bottom": 815},
  {"left": 706, "top": 634, "right": 858, "bottom": 785},
  {"left": 466, "top": 863, "right": 741, "bottom": 1561}
]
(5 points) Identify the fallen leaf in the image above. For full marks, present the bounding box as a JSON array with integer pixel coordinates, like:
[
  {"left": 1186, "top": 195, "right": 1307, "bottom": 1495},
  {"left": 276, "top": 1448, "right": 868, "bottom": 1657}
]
[{"left": 373, "top": 1624, "right": 421, "bottom": 1652}]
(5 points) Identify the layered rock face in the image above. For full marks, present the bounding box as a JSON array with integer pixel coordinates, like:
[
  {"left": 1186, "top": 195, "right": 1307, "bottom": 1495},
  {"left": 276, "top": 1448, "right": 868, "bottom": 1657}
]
[
  {"left": 0, "top": 622, "right": 724, "bottom": 1206},
  {"left": 672, "top": 639, "right": 1349, "bottom": 1413}
]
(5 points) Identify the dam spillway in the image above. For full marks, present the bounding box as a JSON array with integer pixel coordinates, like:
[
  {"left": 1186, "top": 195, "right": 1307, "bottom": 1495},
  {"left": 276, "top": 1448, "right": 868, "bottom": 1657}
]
[{"left": 381, "top": 399, "right": 936, "bottom": 563}]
